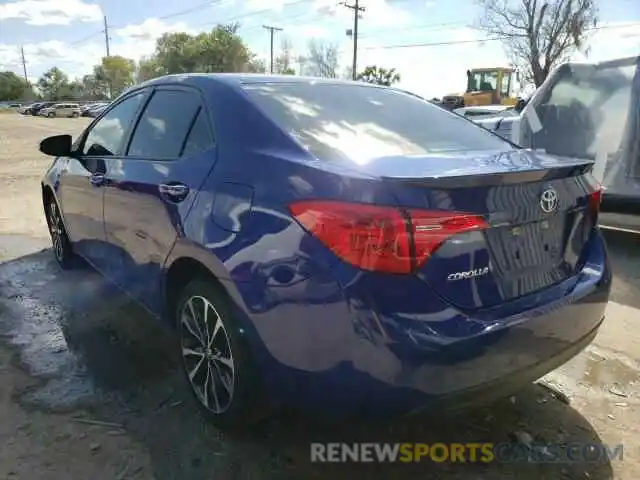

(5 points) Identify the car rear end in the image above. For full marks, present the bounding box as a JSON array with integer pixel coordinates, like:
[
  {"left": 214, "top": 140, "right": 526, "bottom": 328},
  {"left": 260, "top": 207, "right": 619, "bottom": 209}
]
[
  {"left": 240, "top": 81, "right": 611, "bottom": 415},
  {"left": 68, "top": 104, "right": 81, "bottom": 117}
]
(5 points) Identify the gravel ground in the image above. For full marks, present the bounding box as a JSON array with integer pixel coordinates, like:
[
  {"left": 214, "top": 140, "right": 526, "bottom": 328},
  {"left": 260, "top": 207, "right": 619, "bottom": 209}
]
[{"left": 0, "top": 113, "right": 638, "bottom": 480}]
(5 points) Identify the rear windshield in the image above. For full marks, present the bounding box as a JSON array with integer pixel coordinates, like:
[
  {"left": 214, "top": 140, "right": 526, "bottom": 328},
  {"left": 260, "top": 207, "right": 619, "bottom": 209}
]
[{"left": 243, "top": 83, "right": 513, "bottom": 163}]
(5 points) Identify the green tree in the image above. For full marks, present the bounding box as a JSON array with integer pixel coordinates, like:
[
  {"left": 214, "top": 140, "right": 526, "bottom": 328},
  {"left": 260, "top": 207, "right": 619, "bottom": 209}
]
[
  {"left": 93, "top": 55, "right": 135, "bottom": 98},
  {"left": 136, "top": 56, "right": 165, "bottom": 82},
  {"left": 37, "top": 67, "right": 71, "bottom": 100},
  {"left": 0, "top": 71, "right": 32, "bottom": 101},
  {"left": 151, "top": 24, "right": 259, "bottom": 75},
  {"left": 80, "top": 74, "right": 108, "bottom": 100},
  {"left": 357, "top": 65, "right": 401, "bottom": 86}
]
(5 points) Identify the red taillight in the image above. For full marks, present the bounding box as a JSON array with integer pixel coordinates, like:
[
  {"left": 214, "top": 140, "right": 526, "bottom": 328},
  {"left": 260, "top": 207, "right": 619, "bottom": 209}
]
[
  {"left": 289, "top": 200, "right": 487, "bottom": 274},
  {"left": 409, "top": 210, "right": 488, "bottom": 269},
  {"left": 588, "top": 186, "right": 602, "bottom": 216}
]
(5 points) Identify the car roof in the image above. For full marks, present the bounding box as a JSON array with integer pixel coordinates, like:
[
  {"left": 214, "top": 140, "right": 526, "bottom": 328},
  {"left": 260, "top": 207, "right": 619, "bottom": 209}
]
[{"left": 133, "top": 73, "right": 387, "bottom": 92}]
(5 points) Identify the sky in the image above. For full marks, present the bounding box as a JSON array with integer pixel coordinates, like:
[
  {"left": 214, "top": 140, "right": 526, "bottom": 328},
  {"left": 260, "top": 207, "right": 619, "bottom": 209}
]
[{"left": 1, "top": 0, "right": 639, "bottom": 98}]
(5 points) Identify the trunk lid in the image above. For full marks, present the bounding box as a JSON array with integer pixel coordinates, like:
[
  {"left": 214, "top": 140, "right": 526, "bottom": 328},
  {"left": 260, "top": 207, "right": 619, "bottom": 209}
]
[{"left": 362, "top": 149, "right": 599, "bottom": 310}]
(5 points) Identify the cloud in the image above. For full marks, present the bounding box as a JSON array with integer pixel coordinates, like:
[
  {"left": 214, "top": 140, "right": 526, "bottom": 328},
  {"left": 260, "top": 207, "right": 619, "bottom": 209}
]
[
  {"left": 0, "top": 39, "right": 103, "bottom": 79},
  {"left": 573, "top": 21, "right": 640, "bottom": 62},
  {"left": 113, "top": 18, "right": 195, "bottom": 41},
  {"left": 0, "top": 0, "right": 102, "bottom": 26},
  {"left": 310, "top": 0, "right": 412, "bottom": 27},
  {"left": 285, "top": 25, "right": 333, "bottom": 40},
  {"left": 111, "top": 18, "right": 197, "bottom": 62},
  {"left": 245, "top": 0, "right": 301, "bottom": 12}
]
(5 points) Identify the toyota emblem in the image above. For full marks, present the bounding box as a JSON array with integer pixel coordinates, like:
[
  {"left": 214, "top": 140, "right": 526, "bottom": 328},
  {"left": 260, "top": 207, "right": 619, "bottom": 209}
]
[{"left": 540, "top": 187, "right": 558, "bottom": 213}]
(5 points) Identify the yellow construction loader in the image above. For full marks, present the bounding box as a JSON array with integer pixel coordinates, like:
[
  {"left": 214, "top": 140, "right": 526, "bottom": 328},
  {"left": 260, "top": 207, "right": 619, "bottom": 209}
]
[{"left": 441, "top": 67, "right": 521, "bottom": 110}]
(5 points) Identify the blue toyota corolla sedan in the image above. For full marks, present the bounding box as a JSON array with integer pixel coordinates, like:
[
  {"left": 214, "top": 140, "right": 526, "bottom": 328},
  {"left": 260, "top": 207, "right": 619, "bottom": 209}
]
[{"left": 38, "top": 74, "right": 611, "bottom": 428}]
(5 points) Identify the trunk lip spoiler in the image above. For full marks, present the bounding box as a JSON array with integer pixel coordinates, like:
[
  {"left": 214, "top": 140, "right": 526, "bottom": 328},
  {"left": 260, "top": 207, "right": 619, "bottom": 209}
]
[{"left": 379, "top": 158, "right": 595, "bottom": 188}]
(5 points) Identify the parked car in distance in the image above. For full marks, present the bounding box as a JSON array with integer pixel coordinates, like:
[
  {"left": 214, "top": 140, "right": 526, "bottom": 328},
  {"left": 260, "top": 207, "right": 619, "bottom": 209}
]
[
  {"left": 40, "top": 103, "right": 81, "bottom": 118},
  {"left": 81, "top": 102, "right": 108, "bottom": 116},
  {"left": 20, "top": 102, "right": 52, "bottom": 115},
  {"left": 38, "top": 74, "right": 610, "bottom": 429},
  {"left": 453, "top": 105, "right": 515, "bottom": 119},
  {"left": 87, "top": 103, "right": 108, "bottom": 117},
  {"left": 18, "top": 104, "right": 33, "bottom": 114}
]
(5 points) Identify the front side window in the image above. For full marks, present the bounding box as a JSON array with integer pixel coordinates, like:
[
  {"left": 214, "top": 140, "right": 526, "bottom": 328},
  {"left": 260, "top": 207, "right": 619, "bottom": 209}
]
[
  {"left": 82, "top": 92, "right": 145, "bottom": 156},
  {"left": 127, "top": 89, "right": 202, "bottom": 159},
  {"left": 476, "top": 71, "right": 498, "bottom": 91},
  {"left": 243, "top": 82, "right": 513, "bottom": 164},
  {"left": 500, "top": 72, "right": 512, "bottom": 96}
]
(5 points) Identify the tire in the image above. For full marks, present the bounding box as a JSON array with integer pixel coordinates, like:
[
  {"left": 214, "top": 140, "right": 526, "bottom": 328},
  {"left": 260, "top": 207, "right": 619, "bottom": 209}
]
[
  {"left": 47, "top": 112, "right": 55, "bottom": 118},
  {"left": 175, "top": 279, "right": 267, "bottom": 429},
  {"left": 72, "top": 112, "right": 79, "bottom": 118},
  {"left": 45, "top": 198, "right": 75, "bottom": 269}
]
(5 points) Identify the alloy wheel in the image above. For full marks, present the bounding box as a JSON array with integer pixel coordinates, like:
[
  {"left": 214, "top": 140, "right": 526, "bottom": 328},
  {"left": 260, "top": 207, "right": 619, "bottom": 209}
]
[
  {"left": 48, "top": 202, "right": 65, "bottom": 262},
  {"left": 180, "top": 295, "right": 235, "bottom": 414}
]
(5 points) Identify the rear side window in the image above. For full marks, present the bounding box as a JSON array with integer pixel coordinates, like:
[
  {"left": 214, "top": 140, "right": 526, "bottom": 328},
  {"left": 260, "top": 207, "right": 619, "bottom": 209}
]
[
  {"left": 243, "top": 83, "right": 513, "bottom": 163},
  {"left": 182, "top": 110, "right": 214, "bottom": 157},
  {"left": 127, "top": 89, "right": 201, "bottom": 159}
]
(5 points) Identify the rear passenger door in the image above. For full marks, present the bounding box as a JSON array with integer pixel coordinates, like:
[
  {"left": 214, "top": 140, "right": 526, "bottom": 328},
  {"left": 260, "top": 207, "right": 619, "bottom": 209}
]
[{"left": 102, "top": 86, "right": 217, "bottom": 314}]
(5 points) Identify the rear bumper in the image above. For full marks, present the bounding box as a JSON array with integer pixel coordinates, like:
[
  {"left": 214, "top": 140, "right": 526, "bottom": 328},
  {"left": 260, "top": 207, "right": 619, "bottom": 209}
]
[
  {"left": 408, "top": 314, "right": 603, "bottom": 416},
  {"left": 228, "top": 230, "right": 611, "bottom": 417}
]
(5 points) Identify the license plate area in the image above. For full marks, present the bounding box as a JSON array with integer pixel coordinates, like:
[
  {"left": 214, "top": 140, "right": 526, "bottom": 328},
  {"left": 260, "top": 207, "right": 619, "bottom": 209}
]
[{"left": 485, "top": 215, "right": 568, "bottom": 276}]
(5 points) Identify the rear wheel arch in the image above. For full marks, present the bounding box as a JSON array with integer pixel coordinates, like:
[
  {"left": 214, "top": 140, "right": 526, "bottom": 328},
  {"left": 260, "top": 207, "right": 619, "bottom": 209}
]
[{"left": 164, "top": 257, "right": 229, "bottom": 328}]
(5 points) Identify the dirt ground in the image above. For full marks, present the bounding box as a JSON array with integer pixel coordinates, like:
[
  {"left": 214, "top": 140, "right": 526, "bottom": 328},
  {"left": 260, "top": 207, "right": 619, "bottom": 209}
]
[{"left": 0, "top": 113, "right": 638, "bottom": 479}]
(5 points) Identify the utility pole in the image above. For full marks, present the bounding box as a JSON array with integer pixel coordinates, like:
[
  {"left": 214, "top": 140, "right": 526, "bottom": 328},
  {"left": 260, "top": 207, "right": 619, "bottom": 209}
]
[
  {"left": 19, "top": 46, "right": 28, "bottom": 83},
  {"left": 343, "top": 0, "right": 365, "bottom": 80},
  {"left": 103, "top": 15, "right": 111, "bottom": 57},
  {"left": 262, "top": 25, "right": 282, "bottom": 74},
  {"left": 103, "top": 15, "right": 112, "bottom": 98}
]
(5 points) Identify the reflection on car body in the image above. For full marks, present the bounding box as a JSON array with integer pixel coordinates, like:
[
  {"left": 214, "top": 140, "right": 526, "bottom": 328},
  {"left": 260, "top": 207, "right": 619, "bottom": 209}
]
[{"left": 38, "top": 73, "right": 610, "bottom": 428}]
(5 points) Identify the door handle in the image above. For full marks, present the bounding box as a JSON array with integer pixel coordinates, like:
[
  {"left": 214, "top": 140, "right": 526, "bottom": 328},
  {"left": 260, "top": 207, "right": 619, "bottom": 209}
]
[
  {"left": 159, "top": 183, "right": 190, "bottom": 202},
  {"left": 90, "top": 173, "right": 105, "bottom": 186}
]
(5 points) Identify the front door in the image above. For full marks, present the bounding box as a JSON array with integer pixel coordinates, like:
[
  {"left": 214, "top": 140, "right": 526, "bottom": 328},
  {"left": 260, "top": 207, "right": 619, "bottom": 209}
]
[
  {"left": 56, "top": 155, "right": 106, "bottom": 266},
  {"left": 102, "top": 86, "right": 216, "bottom": 314},
  {"left": 62, "top": 91, "right": 147, "bottom": 273}
]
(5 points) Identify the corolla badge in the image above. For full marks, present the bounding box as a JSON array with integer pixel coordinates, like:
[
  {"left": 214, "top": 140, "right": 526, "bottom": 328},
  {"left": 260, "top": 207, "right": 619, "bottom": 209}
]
[
  {"left": 540, "top": 187, "right": 558, "bottom": 213},
  {"left": 447, "top": 267, "right": 489, "bottom": 282}
]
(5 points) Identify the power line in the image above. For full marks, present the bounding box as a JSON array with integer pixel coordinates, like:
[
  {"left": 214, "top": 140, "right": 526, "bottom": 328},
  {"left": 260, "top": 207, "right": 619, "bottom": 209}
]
[
  {"left": 359, "top": 21, "right": 467, "bottom": 39},
  {"left": 68, "top": 30, "right": 103, "bottom": 46},
  {"left": 362, "top": 21, "right": 640, "bottom": 50},
  {"left": 241, "top": 10, "right": 323, "bottom": 35},
  {"left": 107, "top": 0, "right": 231, "bottom": 30},
  {"left": 188, "top": 0, "right": 311, "bottom": 29},
  {"left": 342, "top": 0, "right": 365, "bottom": 80},
  {"left": 263, "top": 25, "right": 283, "bottom": 73}
]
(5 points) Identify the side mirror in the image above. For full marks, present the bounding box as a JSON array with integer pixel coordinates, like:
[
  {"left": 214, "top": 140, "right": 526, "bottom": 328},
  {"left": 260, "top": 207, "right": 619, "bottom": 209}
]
[
  {"left": 514, "top": 98, "right": 527, "bottom": 113},
  {"left": 39, "top": 134, "right": 73, "bottom": 157}
]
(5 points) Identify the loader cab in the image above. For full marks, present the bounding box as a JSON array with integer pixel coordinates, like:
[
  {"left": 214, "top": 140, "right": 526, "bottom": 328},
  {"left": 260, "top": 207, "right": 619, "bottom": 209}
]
[{"left": 465, "top": 68, "right": 518, "bottom": 105}]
